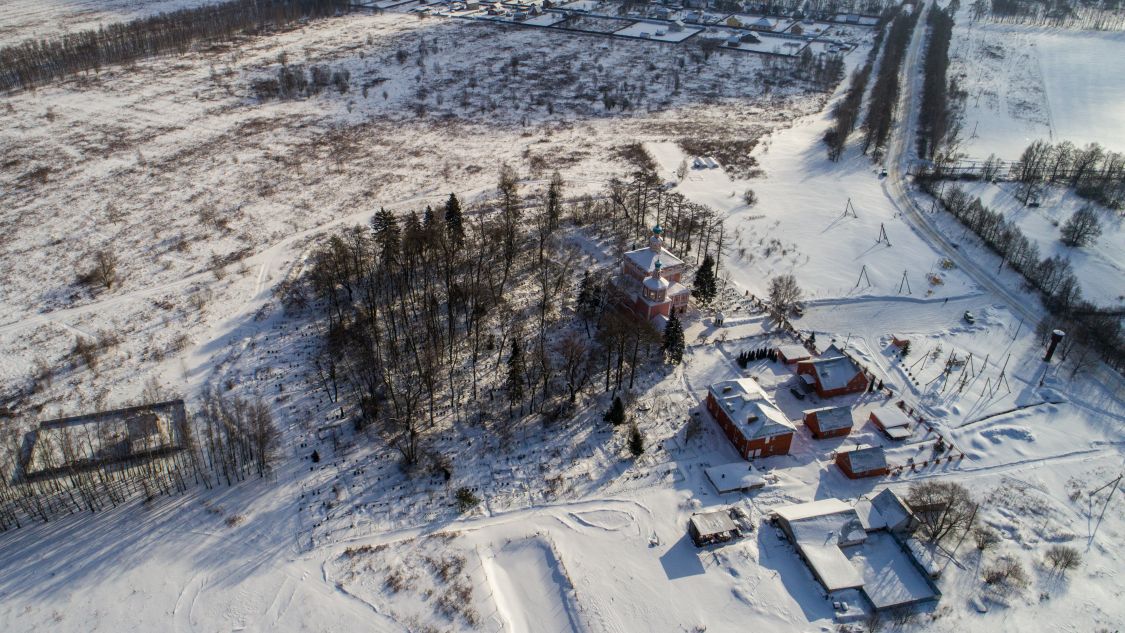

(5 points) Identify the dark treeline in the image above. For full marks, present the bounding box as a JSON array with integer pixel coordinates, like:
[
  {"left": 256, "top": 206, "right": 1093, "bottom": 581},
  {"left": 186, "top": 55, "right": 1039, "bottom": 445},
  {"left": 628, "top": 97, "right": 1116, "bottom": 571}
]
[
  {"left": 297, "top": 162, "right": 725, "bottom": 469},
  {"left": 0, "top": 0, "right": 351, "bottom": 92},
  {"left": 920, "top": 178, "right": 1124, "bottom": 372},
  {"left": 1009, "top": 140, "right": 1125, "bottom": 209},
  {"left": 0, "top": 392, "right": 279, "bottom": 530},
  {"left": 981, "top": 0, "right": 1125, "bottom": 30},
  {"left": 918, "top": 4, "right": 956, "bottom": 160},
  {"left": 823, "top": 7, "right": 891, "bottom": 160},
  {"left": 720, "top": 0, "right": 900, "bottom": 18},
  {"left": 862, "top": 8, "right": 920, "bottom": 156}
]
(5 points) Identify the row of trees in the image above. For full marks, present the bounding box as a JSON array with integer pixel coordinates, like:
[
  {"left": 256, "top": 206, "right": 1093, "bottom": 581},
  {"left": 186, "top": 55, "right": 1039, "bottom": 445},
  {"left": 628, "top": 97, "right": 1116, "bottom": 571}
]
[
  {"left": 862, "top": 8, "right": 920, "bottom": 156},
  {"left": 0, "top": 393, "right": 279, "bottom": 529},
  {"left": 923, "top": 179, "right": 1124, "bottom": 371},
  {"left": 0, "top": 0, "right": 351, "bottom": 92},
  {"left": 918, "top": 4, "right": 957, "bottom": 160},
  {"left": 823, "top": 6, "right": 889, "bottom": 160},
  {"left": 979, "top": 0, "right": 1125, "bottom": 30},
  {"left": 1011, "top": 140, "right": 1125, "bottom": 209}
]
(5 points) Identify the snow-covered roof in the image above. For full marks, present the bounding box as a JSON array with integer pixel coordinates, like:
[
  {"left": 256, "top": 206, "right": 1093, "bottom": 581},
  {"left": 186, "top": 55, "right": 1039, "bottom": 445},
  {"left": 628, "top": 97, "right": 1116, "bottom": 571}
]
[
  {"left": 690, "top": 510, "right": 738, "bottom": 536},
  {"left": 774, "top": 498, "right": 853, "bottom": 522},
  {"left": 643, "top": 274, "right": 670, "bottom": 291},
  {"left": 853, "top": 499, "right": 886, "bottom": 531},
  {"left": 870, "top": 489, "right": 913, "bottom": 532},
  {"left": 774, "top": 499, "right": 866, "bottom": 591},
  {"left": 777, "top": 344, "right": 812, "bottom": 361},
  {"left": 667, "top": 281, "right": 691, "bottom": 297},
  {"left": 705, "top": 462, "right": 766, "bottom": 493},
  {"left": 708, "top": 378, "right": 796, "bottom": 440},
  {"left": 801, "top": 353, "right": 863, "bottom": 391},
  {"left": 804, "top": 406, "right": 853, "bottom": 431},
  {"left": 869, "top": 404, "right": 911, "bottom": 429},
  {"left": 839, "top": 445, "right": 887, "bottom": 473},
  {"left": 845, "top": 532, "right": 940, "bottom": 609},
  {"left": 624, "top": 246, "right": 684, "bottom": 274}
]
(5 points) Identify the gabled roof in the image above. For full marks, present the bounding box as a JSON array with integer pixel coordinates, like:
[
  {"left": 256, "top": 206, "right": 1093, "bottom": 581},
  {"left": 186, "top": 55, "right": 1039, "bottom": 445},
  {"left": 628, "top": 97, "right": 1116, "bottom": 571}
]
[
  {"left": 690, "top": 510, "right": 738, "bottom": 536},
  {"left": 708, "top": 378, "right": 796, "bottom": 440},
  {"left": 800, "top": 349, "right": 863, "bottom": 391},
  {"left": 869, "top": 404, "right": 912, "bottom": 429},
  {"left": 870, "top": 489, "right": 913, "bottom": 532},
  {"left": 774, "top": 499, "right": 867, "bottom": 591},
  {"left": 804, "top": 405, "right": 853, "bottom": 431},
  {"left": 777, "top": 344, "right": 812, "bottom": 361},
  {"left": 839, "top": 445, "right": 887, "bottom": 473}
]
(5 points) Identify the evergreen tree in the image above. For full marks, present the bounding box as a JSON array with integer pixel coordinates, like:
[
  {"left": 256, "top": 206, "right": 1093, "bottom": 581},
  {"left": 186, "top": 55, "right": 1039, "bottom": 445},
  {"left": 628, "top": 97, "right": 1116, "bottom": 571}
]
[
  {"left": 576, "top": 270, "right": 602, "bottom": 335},
  {"left": 628, "top": 423, "right": 644, "bottom": 456},
  {"left": 370, "top": 207, "right": 400, "bottom": 265},
  {"left": 422, "top": 205, "right": 437, "bottom": 235},
  {"left": 692, "top": 253, "right": 718, "bottom": 306},
  {"left": 506, "top": 339, "right": 525, "bottom": 418},
  {"left": 603, "top": 395, "right": 625, "bottom": 425},
  {"left": 546, "top": 171, "right": 564, "bottom": 231},
  {"left": 900, "top": 340, "right": 912, "bottom": 358},
  {"left": 662, "top": 312, "right": 685, "bottom": 365},
  {"left": 444, "top": 193, "right": 465, "bottom": 247}
]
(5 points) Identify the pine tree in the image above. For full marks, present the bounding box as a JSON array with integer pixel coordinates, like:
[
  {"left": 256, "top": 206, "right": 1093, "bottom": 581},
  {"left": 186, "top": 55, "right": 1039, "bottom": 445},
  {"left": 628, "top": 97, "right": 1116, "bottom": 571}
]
[
  {"left": 370, "top": 207, "right": 400, "bottom": 265},
  {"left": 577, "top": 271, "right": 601, "bottom": 335},
  {"left": 444, "top": 193, "right": 464, "bottom": 247},
  {"left": 692, "top": 253, "right": 718, "bottom": 306},
  {"left": 506, "top": 339, "right": 525, "bottom": 418},
  {"left": 603, "top": 396, "right": 625, "bottom": 425},
  {"left": 662, "top": 312, "right": 685, "bottom": 365},
  {"left": 422, "top": 205, "right": 437, "bottom": 234},
  {"left": 546, "top": 171, "right": 564, "bottom": 231},
  {"left": 628, "top": 424, "right": 644, "bottom": 456}
]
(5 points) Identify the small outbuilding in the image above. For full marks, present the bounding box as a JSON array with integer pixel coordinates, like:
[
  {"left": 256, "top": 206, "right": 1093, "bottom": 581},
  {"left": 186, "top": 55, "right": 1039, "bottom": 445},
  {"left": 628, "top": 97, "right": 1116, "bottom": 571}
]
[
  {"left": 705, "top": 462, "right": 766, "bottom": 493},
  {"left": 835, "top": 445, "right": 889, "bottom": 479},
  {"left": 868, "top": 404, "right": 912, "bottom": 440},
  {"left": 777, "top": 343, "right": 813, "bottom": 365},
  {"left": 689, "top": 510, "right": 740, "bottom": 546},
  {"left": 803, "top": 405, "right": 853, "bottom": 439}
]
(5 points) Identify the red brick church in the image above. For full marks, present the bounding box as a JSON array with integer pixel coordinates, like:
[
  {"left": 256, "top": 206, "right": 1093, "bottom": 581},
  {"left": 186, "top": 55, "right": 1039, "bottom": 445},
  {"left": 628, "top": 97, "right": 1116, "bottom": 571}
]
[{"left": 619, "top": 225, "right": 691, "bottom": 328}]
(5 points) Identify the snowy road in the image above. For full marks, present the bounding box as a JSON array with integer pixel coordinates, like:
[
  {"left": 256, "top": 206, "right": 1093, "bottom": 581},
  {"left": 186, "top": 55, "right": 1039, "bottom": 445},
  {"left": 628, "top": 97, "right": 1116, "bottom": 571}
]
[{"left": 880, "top": 1, "right": 1125, "bottom": 397}]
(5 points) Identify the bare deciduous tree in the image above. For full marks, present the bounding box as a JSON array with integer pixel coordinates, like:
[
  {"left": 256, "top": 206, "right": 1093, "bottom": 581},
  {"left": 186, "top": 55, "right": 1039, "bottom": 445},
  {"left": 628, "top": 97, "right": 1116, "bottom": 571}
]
[{"left": 907, "top": 480, "right": 978, "bottom": 544}]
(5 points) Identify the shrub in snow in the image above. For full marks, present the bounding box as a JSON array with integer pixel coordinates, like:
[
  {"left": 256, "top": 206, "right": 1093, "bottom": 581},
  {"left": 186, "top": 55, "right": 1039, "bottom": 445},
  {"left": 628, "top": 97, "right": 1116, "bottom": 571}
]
[
  {"left": 455, "top": 487, "right": 479, "bottom": 512},
  {"left": 1044, "top": 544, "right": 1081, "bottom": 574},
  {"left": 983, "top": 555, "right": 1030, "bottom": 592}
]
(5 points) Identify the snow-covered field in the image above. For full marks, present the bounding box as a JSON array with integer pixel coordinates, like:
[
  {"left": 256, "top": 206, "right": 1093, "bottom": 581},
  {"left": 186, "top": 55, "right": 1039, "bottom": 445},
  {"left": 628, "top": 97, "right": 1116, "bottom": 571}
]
[
  {"left": 950, "top": 17, "right": 1125, "bottom": 158},
  {"left": 2, "top": 4, "right": 1124, "bottom": 633},
  {"left": 0, "top": 10, "right": 830, "bottom": 415},
  {"left": 0, "top": 0, "right": 219, "bottom": 46},
  {"left": 945, "top": 181, "right": 1124, "bottom": 306}
]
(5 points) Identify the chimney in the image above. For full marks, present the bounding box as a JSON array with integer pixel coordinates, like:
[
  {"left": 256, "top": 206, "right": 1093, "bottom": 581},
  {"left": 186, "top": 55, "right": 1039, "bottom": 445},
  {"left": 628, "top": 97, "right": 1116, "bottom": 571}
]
[{"left": 1044, "top": 329, "right": 1065, "bottom": 363}]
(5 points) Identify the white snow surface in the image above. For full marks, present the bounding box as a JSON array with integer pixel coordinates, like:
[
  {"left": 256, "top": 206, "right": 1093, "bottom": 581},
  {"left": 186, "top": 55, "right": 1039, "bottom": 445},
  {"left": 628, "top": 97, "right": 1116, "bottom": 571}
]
[{"left": 951, "top": 17, "right": 1125, "bottom": 158}]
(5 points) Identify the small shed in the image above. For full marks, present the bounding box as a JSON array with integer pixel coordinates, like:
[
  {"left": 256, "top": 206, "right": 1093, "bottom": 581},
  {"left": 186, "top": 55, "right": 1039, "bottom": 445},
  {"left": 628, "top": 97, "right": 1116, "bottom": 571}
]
[
  {"left": 836, "top": 445, "right": 889, "bottom": 479},
  {"left": 868, "top": 405, "right": 912, "bottom": 440},
  {"left": 705, "top": 462, "right": 766, "bottom": 493},
  {"left": 803, "top": 406, "right": 853, "bottom": 439},
  {"left": 777, "top": 343, "right": 812, "bottom": 365},
  {"left": 689, "top": 510, "right": 740, "bottom": 546}
]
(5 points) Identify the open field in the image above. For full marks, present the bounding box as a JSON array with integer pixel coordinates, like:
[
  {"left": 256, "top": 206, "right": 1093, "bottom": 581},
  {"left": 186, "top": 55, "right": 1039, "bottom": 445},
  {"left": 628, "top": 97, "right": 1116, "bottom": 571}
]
[{"left": 950, "top": 14, "right": 1125, "bottom": 158}]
